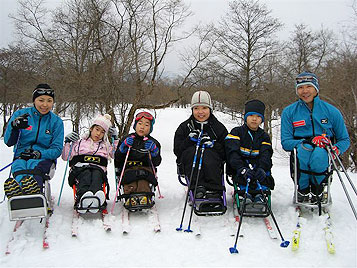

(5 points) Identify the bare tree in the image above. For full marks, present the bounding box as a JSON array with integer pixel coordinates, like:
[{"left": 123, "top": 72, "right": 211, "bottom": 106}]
[
  {"left": 282, "top": 24, "right": 336, "bottom": 75},
  {"left": 210, "top": 0, "right": 282, "bottom": 101}
]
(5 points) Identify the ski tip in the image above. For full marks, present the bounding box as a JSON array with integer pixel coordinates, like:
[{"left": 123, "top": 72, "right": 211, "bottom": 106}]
[
  {"left": 280, "top": 240, "right": 290, "bottom": 248},
  {"left": 229, "top": 247, "right": 239, "bottom": 254}
]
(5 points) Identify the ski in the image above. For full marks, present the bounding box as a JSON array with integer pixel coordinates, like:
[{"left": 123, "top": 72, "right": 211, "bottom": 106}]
[
  {"left": 263, "top": 216, "right": 278, "bottom": 239},
  {"left": 323, "top": 209, "right": 335, "bottom": 254},
  {"left": 122, "top": 207, "right": 131, "bottom": 234},
  {"left": 149, "top": 205, "right": 161, "bottom": 233},
  {"left": 192, "top": 215, "right": 201, "bottom": 237},
  {"left": 5, "top": 220, "right": 24, "bottom": 255},
  {"left": 42, "top": 215, "right": 51, "bottom": 249},
  {"left": 71, "top": 209, "right": 111, "bottom": 237},
  {"left": 292, "top": 206, "right": 302, "bottom": 251},
  {"left": 231, "top": 198, "right": 244, "bottom": 237},
  {"left": 101, "top": 209, "right": 112, "bottom": 232},
  {"left": 71, "top": 210, "right": 80, "bottom": 237}
]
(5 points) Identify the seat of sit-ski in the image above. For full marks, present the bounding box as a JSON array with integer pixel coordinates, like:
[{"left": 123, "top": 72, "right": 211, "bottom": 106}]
[
  {"left": 7, "top": 165, "right": 55, "bottom": 221},
  {"left": 119, "top": 190, "right": 155, "bottom": 212},
  {"left": 234, "top": 188, "right": 271, "bottom": 217},
  {"left": 290, "top": 148, "right": 333, "bottom": 208},
  {"left": 193, "top": 194, "right": 227, "bottom": 216},
  {"left": 177, "top": 164, "right": 227, "bottom": 216},
  {"left": 73, "top": 186, "right": 107, "bottom": 214}
]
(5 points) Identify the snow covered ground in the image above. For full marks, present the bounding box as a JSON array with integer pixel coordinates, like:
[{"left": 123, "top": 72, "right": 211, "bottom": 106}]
[{"left": 0, "top": 107, "right": 356, "bottom": 267}]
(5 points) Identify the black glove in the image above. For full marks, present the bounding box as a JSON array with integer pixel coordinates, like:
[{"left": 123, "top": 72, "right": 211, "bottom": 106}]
[
  {"left": 20, "top": 149, "right": 41, "bottom": 160},
  {"left": 65, "top": 132, "right": 80, "bottom": 143},
  {"left": 238, "top": 167, "right": 255, "bottom": 181},
  {"left": 200, "top": 134, "right": 214, "bottom": 148},
  {"left": 189, "top": 129, "right": 201, "bottom": 142},
  {"left": 255, "top": 168, "right": 267, "bottom": 182},
  {"left": 11, "top": 113, "right": 30, "bottom": 129},
  {"left": 108, "top": 126, "right": 119, "bottom": 140}
]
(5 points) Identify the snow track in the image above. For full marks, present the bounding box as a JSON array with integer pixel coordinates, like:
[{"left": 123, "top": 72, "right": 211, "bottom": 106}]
[{"left": 0, "top": 108, "right": 355, "bottom": 267}]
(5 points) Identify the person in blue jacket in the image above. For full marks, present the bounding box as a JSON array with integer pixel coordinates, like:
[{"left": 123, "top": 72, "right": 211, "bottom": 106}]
[
  {"left": 281, "top": 71, "right": 350, "bottom": 202},
  {"left": 3, "top": 84, "right": 64, "bottom": 199}
]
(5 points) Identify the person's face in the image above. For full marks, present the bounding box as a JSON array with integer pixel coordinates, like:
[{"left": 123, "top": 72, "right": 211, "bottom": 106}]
[
  {"left": 246, "top": 114, "right": 262, "bottom": 131},
  {"left": 192, "top": 106, "right": 210, "bottom": 122},
  {"left": 297, "top": 84, "right": 318, "bottom": 105},
  {"left": 135, "top": 117, "right": 151, "bottom": 137},
  {"left": 90, "top": 125, "right": 105, "bottom": 142},
  {"left": 33, "top": 95, "right": 54, "bottom": 115}
]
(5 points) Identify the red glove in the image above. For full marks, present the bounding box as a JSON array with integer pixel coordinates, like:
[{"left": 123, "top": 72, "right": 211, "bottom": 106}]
[
  {"left": 312, "top": 135, "right": 330, "bottom": 148},
  {"left": 331, "top": 146, "right": 340, "bottom": 160}
]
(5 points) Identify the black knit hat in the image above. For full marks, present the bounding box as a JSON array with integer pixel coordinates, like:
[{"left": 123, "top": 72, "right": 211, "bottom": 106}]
[
  {"left": 244, "top": 99, "right": 265, "bottom": 122},
  {"left": 32, "top": 84, "right": 55, "bottom": 102}
]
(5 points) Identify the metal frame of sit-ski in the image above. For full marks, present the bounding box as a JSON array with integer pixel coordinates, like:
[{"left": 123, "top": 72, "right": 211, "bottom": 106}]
[
  {"left": 291, "top": 147, "right": 333, "bottom": 209},
  {"left": 177, "top": 164, "right": 227, "bottom": 216}
]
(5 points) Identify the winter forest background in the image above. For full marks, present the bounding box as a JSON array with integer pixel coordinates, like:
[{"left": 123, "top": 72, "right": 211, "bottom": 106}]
[{"left": 0, "top": 0, "right": 356, "bottom": 170}]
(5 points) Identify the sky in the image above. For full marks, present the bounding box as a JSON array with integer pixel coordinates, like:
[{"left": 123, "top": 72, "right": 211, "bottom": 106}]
[{"left": 0, "top": 0, "right": 355, "bottom": 76}]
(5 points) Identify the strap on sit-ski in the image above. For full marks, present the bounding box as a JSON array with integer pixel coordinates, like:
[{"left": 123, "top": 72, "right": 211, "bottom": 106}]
[{"left": 70, "top": 155, "right": 108, "bottom": 167}]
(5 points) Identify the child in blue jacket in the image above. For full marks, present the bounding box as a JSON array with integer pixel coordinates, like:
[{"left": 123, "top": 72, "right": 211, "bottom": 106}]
[
  {"left": 281, "top": 71, "right": 350, "bottom": 202},
  {"left": 225, "top": 99, "right": 274, "bottom": 202},
  {"left": 4, "top": 84, "right": 64, "bottom": 199}
]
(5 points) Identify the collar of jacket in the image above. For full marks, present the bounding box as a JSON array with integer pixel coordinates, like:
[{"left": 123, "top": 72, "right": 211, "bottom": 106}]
[
  {"left": 243, "top": 123, "right": 264, "bottom": 138},
  {"left": 31, "top": 105, "right": 51, "bottom": 118},
  {"left": 298, "top": 95, "right": 321, "bottom": 109}
]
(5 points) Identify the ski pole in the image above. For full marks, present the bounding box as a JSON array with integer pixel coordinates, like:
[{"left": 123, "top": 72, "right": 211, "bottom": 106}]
[
  {"left": 0, "top": 161, "right": 14, "bottom": 173},
  {"left": 326, "top": 146, "right": 357, "bottom": 220},
  {"left": 256, "top": 180, "right": 290, "bottom": 248},
  {"left": 326, "top": 141, "right": 357, "bottom": 196},
  {"left": 111, "top": 137, "right": 118, "bottom": 193},
  {"left": 1, "top": 131, "right": 22, "bottom": 204},
  {"left": 185, "top": 145, "right": 205, "bottom": 233},
  {"left": 176, "top": 129, "right": 203, "bottom": 231},
  {"left": 230, "top": 178, "right": 251, "bottom": 254},
  {"left": 111, "top": 146, "right": 131, "bottom": 214},
  {"left": 57, "top": 142, "right": 73, "bottom": 206},
  {"left": 148, "top": 152, "right": 164, "bottom": 199}
]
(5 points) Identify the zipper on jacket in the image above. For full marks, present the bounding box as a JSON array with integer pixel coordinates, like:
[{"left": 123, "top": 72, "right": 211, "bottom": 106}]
[{"left": 31, "top": 114, "right": 43, "bottom": 148}]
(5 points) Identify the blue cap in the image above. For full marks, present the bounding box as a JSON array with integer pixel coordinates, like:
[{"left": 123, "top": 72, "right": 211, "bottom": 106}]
[{"left": 295, "top": 71, "right": 319, "bottom": 94}]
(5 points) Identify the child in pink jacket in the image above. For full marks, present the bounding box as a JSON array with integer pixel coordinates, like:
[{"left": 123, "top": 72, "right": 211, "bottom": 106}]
[{"left": 62, "top": 114, "right": 118, "bottom": 213}]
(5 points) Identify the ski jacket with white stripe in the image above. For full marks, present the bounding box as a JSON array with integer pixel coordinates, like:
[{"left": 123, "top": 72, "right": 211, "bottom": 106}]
[
  {"left": 281, "top": 96, "right": 350, "bottom": 154},
  {"left": 4, "top": 106, "right": 64, "bottom": 160},
  {"left": 225, "top": 124, "right": 273, "bottom": 174}
]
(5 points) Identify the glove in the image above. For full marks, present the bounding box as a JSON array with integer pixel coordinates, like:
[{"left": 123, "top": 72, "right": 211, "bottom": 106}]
[
  {"left": 119, "top": 136, "right": 134, "bottom": 153},
  {"left": 65, "top": 132, "right": 80, "bottom": 143},
  {"left": 201, "top": 134, "right": 214, "bottom": 148},
  {"left": 189, "top": 129, "right": 201, "bottom": 142},
  {"left": 312, "top": 135, "right": 330, "bottom": 148},
  {"left": 11, "top": 113, "right": 30, "bottom": 129},
  {"left": 144, "top": 140, "right": 159, "bottom": 157},
  {"left": 255, "top": 168, "right": 266, "bottom": 182},
  {"left": 238, "top": 167, "right": 255, "bottom": 181},
  {"left": 108, "top": 126, "right": 119, "bottom": 140},
  {"left": 20, "top": 149, "right": 41, "bottom": 160}
]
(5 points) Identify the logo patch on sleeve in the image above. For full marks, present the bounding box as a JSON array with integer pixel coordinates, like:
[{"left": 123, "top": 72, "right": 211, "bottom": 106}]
[
  {"left": 321, "top": 119, "right": 328, "bottom": 124},
  {"left": 293, "top": 120, "right": 306, "bottom": 127},
  {"left": 45, "top": 129, "right": 51, "bottom": 134}
]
